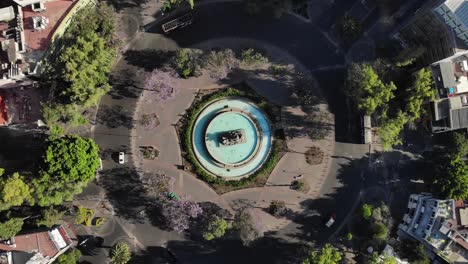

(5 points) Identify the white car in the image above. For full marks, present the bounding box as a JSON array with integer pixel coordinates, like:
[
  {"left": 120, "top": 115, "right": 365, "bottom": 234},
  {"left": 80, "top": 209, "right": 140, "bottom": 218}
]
[{"left": 118, "top": 152, "right": 125, "bottom": 164}]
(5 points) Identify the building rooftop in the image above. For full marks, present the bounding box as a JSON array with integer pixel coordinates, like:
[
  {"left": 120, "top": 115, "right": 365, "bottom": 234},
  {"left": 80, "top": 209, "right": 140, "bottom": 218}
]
[
  {"left": 450, "top": 107, "right": 468, "bottom": 129},
  {"left": 0, "top": 6, "right": 15, "bottom": 22},
  {"left": 399, "top": 194, "right": 468, "bottom": 262},
  {"left": 0, "top": 91, "right": 7, "bottom": 125},
  {"left": 0, "top": 226, "right": 73, "bottom": 261},
  {"left": 460, "top": 208, "right": 468, "bottom": 226},
  {"left": 22, "top": 0, "right": 75, "bottom": 51},
  {"left": 430, "top": 51, "right": 468, "bottom": 132},
  {"left": 447, "top": 0, "right": 468, "bottom": 27}
]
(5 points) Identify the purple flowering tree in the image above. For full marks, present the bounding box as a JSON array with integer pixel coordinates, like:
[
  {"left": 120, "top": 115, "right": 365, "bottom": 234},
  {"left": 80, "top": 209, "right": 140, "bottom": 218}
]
[
  {"left": 160, "top": 196, "right": 203, "bottom": 233},
  {"left": 144, "top": 69, "right": 179, "bottom": 102}
]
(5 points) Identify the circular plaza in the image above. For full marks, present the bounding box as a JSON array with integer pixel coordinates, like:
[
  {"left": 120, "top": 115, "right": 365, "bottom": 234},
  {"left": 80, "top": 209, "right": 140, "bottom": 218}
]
[{"left": 192, "top": 97, "right": 272, "bottom": 178}]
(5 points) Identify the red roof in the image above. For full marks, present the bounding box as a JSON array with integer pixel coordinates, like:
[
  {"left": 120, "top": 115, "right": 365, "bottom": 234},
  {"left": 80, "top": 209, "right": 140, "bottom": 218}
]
[
  {"left": 0, "top": 91, "right": 8, "bottom": 126},
  {"left": 22, "top": 0, "right": 75, "bottom": 51},
  {"left": 0, "top": 226, "right": 72, "bottom": 258}
]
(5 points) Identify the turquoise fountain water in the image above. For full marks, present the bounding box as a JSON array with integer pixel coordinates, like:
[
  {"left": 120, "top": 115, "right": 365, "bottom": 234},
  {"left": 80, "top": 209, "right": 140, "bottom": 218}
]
[{"left": 192, "top": 97, "right": 272, "bottom": 178}]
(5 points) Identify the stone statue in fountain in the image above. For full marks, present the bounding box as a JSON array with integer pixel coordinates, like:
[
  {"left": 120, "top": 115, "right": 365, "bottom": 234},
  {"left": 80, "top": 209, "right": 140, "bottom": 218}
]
[{"left": 218, "top": 129, "right": 246, "bottom": 146}]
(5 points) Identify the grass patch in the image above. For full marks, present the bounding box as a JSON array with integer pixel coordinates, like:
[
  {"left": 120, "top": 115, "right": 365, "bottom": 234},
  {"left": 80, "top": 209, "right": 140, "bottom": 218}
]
[{"left": 179, "top": 85, "right": 285, "bottom": 194}]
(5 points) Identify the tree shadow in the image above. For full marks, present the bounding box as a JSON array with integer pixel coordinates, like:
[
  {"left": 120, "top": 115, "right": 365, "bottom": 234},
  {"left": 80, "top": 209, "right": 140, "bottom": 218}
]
[
  {"left": 166, "top": 236, "right": 304, "bottom": 264},
  {"left": 0, "top": 128, "right": 46, "bottom": 175},
  {"left": 99, "top": 167, "right": 148, "bottom": 222},
  {"left": 108, "top": 68, "right": 143, "bottom": 100},
  {"left": 130, "top": 246, "right": 178, "bottom": 264},
  {"left": 96, "top": 105, "right": 135, "bottom": 129},
  {"left": 124, "top": 49, "right": 175, "bottom": 72},
  {"left": 107, "top": 0, "right": 148, "bottom": 12},
  {"left": 77, "top": 235, "right": 105, "bottom": 256}
]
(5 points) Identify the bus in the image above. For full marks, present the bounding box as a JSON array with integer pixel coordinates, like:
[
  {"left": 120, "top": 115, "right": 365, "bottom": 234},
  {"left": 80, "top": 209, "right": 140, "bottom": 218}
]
[{"left": 162, "top": 13, "right": 193, "bottom": 33}]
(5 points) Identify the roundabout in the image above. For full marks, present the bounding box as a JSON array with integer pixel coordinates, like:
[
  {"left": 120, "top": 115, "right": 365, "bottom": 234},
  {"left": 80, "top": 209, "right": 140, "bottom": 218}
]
[{"left": 192, "top": 97, "right": 272, "bottom": 178}]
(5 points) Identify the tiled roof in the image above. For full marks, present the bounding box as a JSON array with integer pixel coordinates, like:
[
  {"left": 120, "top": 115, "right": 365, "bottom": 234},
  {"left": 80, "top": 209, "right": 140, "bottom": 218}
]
[{"left": 0, "top": 226, "right": 72, "bottom": 259}]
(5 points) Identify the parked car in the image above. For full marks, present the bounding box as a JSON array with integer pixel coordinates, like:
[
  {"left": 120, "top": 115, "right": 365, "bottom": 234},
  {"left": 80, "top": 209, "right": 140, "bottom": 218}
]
[
  {"left": 118, "top": 152, "right": 125, "bottom": 164},
  {"left": 325, "top": 213, "right": 336, "bottom": 228}
]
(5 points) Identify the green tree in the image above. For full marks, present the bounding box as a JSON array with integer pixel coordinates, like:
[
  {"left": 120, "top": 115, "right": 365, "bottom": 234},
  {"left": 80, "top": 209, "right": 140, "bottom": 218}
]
[
  {"left": 110, "top": 242, "right": 131, "bottom": 264},
  {"left": 0, "top": 172, "right": 33, "bottom": 210},
  {"left": 57, "top": 249, "right": 82, "bottom": 264},
  {"left": 394, "top": 46, "right": 426, "bottom": 67},
  {"left": 433, "top": 155, "right": 468, "bottom": 200},
  {"left": 42, "top": 4, "right": 117, "bottom": 126},
  {"left": 172, "top": 49, "right": 202, "bottom": 78},
  {"left": 399, "top": 241, "right": 430, "bottom": 264},
  {"left": 413, "top": 244, "right": 431, "bottom": 264},
  {"left": 449, "top": 132, "right": 468, "bottom": 157},
  {"left": 33, "top": 135, "right": 100, "bottom": 206},
  {"left": 378, "top": 111, "right": 408, "bottom": 151},
  {"left": 75, "top": 206, "right": 94, "bottom": 226},
  {"left": 233, "top": 209, "right": 261, "bottom": 246},
  {"left": 0, "top": 217, "right": 23, "bottom": 240},
  {"left": 405, "top": 68, "right": 435, "bottom": 121},
  {"left": 302, "top": 243, "right": 342, "bottom": 264},
  {"left": 36, "top": 206, "right": 65, "bottom": 228},
  {"left": 202, "top": 215, "right": 229, "bottom": 241},
  {"left": 372, "top": 222, "right": 389, "bottom": 241},
  {"left": 365, "top": 252, "right": 396, "bottom": 264},
  {"left": 162, "top": 0, "right": 195, "bottom": 11},
  {"left": 337, "top": 14, "right": 362, "bottom": 45},
  {"left": 362, "top": 203, "right": 373, "bottom": 220},
  {"left": 345, "top": 64, "right": 396, "bottom": 115},
  {"left": 60, "top": 30, "right": 112, "bottom": 106}
]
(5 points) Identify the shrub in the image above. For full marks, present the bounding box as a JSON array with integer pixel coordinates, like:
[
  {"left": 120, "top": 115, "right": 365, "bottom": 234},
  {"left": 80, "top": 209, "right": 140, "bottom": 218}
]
[
  {"left": 270, "top": 64, "right": 288, "bottom": 76},
  {"left": 172, "top": 49, "right": 202, "bottom": 78},
  {"left": 372, "top": 222, "right": 389, "bottom": 241},
  {"left": 290, "top": 180, "right": 306, "bottom": 191},
  {"left": 204, "top": 49, "right": 239, "bottom": 79},
  {"left": 57, "top": 249, "right": 82, "bottom": 264},
  {"left": 139, "top": 146, "right": 159, "bottom": 160},
  {"left": 94, "top": 217, "right": 105, "bottom": 227},
  {"left": 75, "top": 206, "right": 94, "bottom": 226},
  {"left": 36, "top": 206, "right": 65, "bottom": 228},
  {"left": 110, "top": 242, "right": 131, "bottom": 264},
  {"left": 268, "top": 200, "right": 288, "bottom": 217},
  {"left": 202, "top": 215, "right": 229, "bottom": 241},
  {"left": 139, "top": 113, "right": 160, "bottom": 129},
  {"left": 50, "top": 125, "right": 64, "bottom": 138},
  {"left": 305, "top": 146, "right": 324, "bottom": 165},
  {"left": 240, "top": 48, "right": 268, "bottom": 67},
  {"left": 362, "top": 203, "right": 373, "bottom": 220}
]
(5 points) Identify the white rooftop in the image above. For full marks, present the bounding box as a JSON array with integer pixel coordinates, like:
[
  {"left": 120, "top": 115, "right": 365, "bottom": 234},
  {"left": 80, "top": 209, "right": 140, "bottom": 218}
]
[
  {"left": 13, "top": 0, "right": 42, "bottom": 7},
  {"left": 0, "top": 6, "right": 15, "bottom": 22},
  {"left": 460, "top": 208, "right": 468, "bottom": 226},
  {"left": 49, "top": 228, "right": 67, "bottom": 249}
]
